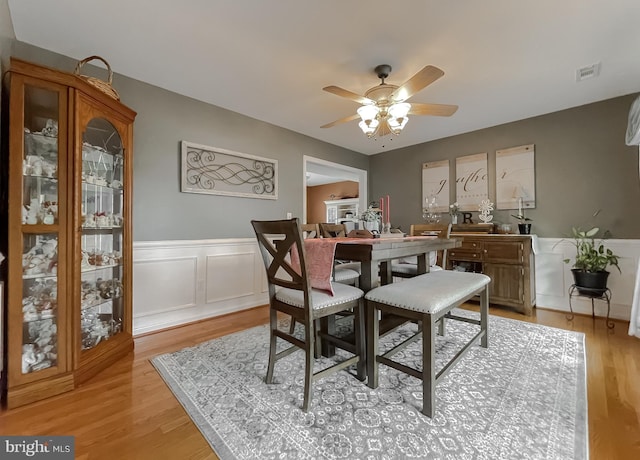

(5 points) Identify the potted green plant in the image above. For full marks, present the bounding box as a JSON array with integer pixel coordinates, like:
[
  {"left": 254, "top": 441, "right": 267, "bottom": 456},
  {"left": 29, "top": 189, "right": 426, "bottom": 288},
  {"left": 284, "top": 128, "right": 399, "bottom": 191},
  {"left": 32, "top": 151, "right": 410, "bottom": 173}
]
[
  {"left": 511, "top": 212, "right": 532, "bottom": 235},
  {"left": 564, "top": 227, "right": 620, "bottom": 294}
]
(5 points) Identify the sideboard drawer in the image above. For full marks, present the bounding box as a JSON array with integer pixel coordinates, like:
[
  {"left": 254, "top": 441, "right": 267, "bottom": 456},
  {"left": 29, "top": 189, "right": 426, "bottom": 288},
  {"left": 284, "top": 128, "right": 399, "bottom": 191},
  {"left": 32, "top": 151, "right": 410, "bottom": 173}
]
[
  {"left": 448, "top": 249, "right": 483, "bottom": 261},
  {"left": 460, "top": 240, "right": 483, "bottom": 251}
]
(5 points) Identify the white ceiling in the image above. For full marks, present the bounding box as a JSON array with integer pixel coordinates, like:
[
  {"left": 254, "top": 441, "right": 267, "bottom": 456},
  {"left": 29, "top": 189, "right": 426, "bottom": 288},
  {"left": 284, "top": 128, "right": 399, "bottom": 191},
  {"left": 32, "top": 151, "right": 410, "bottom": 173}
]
[{"left": 8, "top": 0, "right": 640, "bottom": 155}]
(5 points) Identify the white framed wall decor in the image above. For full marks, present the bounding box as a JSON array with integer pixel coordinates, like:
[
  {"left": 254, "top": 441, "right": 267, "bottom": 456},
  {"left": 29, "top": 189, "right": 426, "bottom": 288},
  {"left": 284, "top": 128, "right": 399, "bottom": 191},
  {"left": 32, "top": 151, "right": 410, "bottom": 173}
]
[
  {"left": 422, "top": 159, "right": 450, "bottom": 212},
  {"left": 455, "top": 152, "right": 488, "bottom": 211},
  {"left": 496, "top": 144, "right": 536, "bottom": 210}
]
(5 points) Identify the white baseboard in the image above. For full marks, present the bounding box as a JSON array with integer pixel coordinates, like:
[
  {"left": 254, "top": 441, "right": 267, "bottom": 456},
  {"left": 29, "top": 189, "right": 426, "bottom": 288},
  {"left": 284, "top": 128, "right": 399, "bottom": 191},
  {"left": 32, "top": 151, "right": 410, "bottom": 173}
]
[{"left": 133, "top": 237, "right": 640, "bottom": 335}]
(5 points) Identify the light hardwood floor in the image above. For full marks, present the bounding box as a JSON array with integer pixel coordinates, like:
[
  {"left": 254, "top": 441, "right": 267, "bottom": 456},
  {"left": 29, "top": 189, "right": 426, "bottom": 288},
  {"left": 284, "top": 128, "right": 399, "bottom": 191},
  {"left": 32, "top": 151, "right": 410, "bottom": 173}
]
[{"left": 1, "top": 304, "right": 639, "bottom": 459}]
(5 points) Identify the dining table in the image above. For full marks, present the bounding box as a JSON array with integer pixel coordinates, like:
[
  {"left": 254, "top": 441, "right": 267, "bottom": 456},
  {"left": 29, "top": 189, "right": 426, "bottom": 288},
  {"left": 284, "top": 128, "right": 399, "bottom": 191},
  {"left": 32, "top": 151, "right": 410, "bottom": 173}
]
[{"left": 331, "top": 235, "right": 461, "bottom": 291}]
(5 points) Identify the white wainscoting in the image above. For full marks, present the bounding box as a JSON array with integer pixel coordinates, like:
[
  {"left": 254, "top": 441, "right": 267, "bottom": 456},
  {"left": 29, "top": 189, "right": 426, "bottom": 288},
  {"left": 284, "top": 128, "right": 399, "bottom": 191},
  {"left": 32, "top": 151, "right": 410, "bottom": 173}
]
[
  {"left": 133, "top": 237, "right": 640, "bottom": 335},
  {"left": 535, "top": 238, "right": 640, "bottom": 321},
  {"left": 133, "top": 238, "right": 267, "bottom": 335}
]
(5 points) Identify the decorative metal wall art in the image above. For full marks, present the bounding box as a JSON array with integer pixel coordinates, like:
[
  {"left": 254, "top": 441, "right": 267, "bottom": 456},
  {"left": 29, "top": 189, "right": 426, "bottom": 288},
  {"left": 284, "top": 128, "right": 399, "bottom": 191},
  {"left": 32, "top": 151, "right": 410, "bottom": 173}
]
[
  {"left": 181, "top": 141, "right": 278, "bottom": 199},
  {"left": 495, "top": 144, "right": 535, "bottom": 210}
]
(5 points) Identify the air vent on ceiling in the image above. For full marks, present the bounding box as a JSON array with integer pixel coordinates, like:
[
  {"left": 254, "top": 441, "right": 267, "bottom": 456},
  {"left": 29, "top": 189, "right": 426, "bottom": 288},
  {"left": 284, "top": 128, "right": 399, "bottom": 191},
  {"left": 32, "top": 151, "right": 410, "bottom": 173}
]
[{"left": 576, "top": 62, "right": 601, "bottom": 82}]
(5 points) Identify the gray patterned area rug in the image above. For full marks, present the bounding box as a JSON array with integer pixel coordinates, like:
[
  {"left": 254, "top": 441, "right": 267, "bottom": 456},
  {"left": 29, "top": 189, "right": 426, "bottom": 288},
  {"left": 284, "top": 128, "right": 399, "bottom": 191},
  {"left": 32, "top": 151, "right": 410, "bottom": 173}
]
[{"left": 151, "top": 312, "right": 587, "bottom": 459}]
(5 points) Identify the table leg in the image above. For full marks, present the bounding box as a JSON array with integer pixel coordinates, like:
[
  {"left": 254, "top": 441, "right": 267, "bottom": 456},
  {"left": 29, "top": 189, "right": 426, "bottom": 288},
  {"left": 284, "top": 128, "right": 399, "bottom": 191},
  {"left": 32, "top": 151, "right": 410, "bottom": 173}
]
[
  {"left": 417, "top": 253, "right": 428, "bottom": 275},
  {"left": 380, "top": 261, "right": 392, "bottom": 285},
  {"left": 359, "top": 261, "right": 379, "bottom": 292}
]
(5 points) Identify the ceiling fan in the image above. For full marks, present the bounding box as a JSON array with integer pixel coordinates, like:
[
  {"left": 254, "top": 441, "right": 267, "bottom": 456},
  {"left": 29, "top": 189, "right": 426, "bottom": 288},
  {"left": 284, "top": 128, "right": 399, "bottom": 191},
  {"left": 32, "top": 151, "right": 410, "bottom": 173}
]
[{"left": 321, "top": 64, "right": 458, "bottom": 138}]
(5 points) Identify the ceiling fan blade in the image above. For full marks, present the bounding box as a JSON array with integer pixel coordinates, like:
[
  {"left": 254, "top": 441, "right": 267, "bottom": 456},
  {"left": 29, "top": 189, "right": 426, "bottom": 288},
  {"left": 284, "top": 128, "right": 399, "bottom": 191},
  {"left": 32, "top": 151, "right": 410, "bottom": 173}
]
[
  {"left": 321, "top": 113, "right": 360, "bottom": 129},
  {"left": 408, "top": 103, "right": 458, "bottom": 117},
  {"left": 323, "top": 86, "right": 375, "bottom": 105},
  {"left": 390, "top": 65, "right": 445, "bottom": 102}
]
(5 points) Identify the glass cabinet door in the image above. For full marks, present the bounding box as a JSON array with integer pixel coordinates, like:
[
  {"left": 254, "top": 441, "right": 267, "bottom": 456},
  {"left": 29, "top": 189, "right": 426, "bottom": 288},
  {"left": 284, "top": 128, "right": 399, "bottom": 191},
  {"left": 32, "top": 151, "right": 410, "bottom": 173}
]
[
  {"left": 79, "top": 118, "right": 125, "bottom": 352},
  {"left": 17, "top": 83, "right": 67, "bottom": 376}
]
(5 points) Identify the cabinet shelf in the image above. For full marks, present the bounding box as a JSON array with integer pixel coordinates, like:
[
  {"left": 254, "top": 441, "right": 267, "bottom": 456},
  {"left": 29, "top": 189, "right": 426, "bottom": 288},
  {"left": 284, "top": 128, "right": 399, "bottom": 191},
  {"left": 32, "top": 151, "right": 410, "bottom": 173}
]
[
  {"left": 23, "top": 173, "right": 58, "bottom": 180},
  {"left": 22, "top": 272, "right": 58, "bottom": 280},
  {"left": 21, "top": 224, "right": 60, "bottom": 233},
  {"left": 22, "top": 314, "right": 57, "bottom": 324},
  {"left": 81, "top": 226, "right": 123, "bottom": 232},
  {"left": 82, "top": 181, "right": 123, "bottom": 191},
  {"left": 81, "top": 263, "right": 122, "bottom": 273},
  {"left": 81, "top": 296, "right": 122, "bottom": 311}
]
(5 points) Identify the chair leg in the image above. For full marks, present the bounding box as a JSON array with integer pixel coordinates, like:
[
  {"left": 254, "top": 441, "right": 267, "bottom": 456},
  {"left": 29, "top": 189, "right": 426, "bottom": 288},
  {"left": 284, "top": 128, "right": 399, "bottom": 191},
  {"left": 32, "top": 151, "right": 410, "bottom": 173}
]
[
  {"left": 354, "top": 301, "right": 366, "bottom": 381},
  {"left": 480, "top": 286, "right": 489, "bottom": 348},
  {"left": 437, "top": 316, "right": 446, "bottom": 336},
  {"left": 366, "top": 301, "right": 380, "bottom": 389},
  {"left": 321, "top": 315, "right": 336, "bottom": 357},
  {"left": 265, "top": 309, "right": 278, "bottom": 384},
  {"left": 302, "top": 318, "right": 315, "bottom": 412},
  {"left": 422, "top": 313, "right": 436, "bottom": 417},
  {"left": 288, "top": 316, "right": 297, "bottom": 334}
]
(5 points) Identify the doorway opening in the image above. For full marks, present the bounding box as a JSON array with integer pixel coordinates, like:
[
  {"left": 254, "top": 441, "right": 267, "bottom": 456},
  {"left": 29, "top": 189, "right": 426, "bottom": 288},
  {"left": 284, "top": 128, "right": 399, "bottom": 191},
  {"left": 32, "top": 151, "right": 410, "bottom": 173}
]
[{"left": 303, "top": 156, "right": 368, "bottom": 225}]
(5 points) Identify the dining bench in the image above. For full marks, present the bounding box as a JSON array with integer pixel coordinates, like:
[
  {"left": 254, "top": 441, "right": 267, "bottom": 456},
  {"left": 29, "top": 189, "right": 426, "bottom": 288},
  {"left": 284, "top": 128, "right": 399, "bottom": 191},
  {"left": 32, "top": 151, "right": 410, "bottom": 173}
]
[{"left": 364, "top": 270, "right": 490, "bottom": 417}]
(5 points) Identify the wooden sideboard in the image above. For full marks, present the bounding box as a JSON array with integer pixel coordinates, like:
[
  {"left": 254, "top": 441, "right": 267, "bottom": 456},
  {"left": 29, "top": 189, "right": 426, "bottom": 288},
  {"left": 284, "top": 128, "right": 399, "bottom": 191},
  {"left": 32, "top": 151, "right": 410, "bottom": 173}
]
[{"left": 447, "top": 234, "right": 536, "bottom": 315}]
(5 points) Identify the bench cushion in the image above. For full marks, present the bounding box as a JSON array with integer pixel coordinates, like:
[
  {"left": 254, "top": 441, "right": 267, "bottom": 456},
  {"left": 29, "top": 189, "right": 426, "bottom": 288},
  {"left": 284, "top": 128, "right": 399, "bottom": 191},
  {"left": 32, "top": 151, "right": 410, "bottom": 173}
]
[{"left": 365, "top": 271, "right": 490, "bottom": 315}]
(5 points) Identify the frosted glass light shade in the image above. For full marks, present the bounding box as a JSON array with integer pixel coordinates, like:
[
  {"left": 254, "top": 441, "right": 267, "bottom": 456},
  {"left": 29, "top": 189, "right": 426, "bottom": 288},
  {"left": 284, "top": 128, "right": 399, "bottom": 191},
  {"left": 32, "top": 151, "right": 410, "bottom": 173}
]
[
  {"left": 357, "top": 104, "right": 379, "bottom": 123},
  {"left": 388, "top": 102, "right": 411, "bottom": 120},
  {"left": 388, "top": 115, "right": 409, "bottom": 133},
  {"left": 359, "top": 119, "right": 379, "bottom": 136}
]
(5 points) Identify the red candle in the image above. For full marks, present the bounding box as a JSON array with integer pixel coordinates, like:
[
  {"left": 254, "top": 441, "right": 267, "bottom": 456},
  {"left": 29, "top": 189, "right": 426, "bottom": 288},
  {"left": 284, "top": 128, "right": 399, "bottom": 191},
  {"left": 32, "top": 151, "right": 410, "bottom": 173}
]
[{"left": 386, "top": 195, "right": 390, "bottom": 224}]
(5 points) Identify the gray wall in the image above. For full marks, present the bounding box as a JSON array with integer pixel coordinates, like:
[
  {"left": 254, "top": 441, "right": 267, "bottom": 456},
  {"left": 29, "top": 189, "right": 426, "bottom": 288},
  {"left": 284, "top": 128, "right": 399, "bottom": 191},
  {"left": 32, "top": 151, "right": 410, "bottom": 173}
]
[
  {"left": 0, "top": 0, "right": 15, "bottom": 141},
  {"left": 10, "top": 42, "right": 369, "bottom": 241},
  {"left": 4, "top": 32, "right": 639, "bottom": 241},
  {"left": 370, "top": 95, "right": 640, "bottom": 238}
]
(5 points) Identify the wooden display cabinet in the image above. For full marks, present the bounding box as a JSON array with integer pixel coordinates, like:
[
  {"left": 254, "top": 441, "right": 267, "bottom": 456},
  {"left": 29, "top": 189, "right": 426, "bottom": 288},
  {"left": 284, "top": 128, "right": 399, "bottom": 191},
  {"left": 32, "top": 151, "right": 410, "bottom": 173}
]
[
  {"left": 4, "top": 58, "right": 136, "bottom": 408},
  {"left": 447, "top": 234, "right": 536, "bottom": 315}
]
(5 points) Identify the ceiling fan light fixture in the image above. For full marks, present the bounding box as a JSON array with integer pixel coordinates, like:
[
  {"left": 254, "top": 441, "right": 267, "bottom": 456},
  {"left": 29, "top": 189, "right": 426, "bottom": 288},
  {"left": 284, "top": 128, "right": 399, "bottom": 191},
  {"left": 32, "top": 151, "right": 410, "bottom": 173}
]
[
  {"left": 357, "top": 104, "right": 379, "bottom": 124},
  {"left": 322, "top": 64, "right": 456, "bottom": 139},
  {"left": 359, "top": 119, "right": 379, "bottom": 137},
  {"left": 388, "top": 102, "right": 411, "bottom": 120},
  {"left": 388, "top": 115, "right": 409, "bottom": 134}
]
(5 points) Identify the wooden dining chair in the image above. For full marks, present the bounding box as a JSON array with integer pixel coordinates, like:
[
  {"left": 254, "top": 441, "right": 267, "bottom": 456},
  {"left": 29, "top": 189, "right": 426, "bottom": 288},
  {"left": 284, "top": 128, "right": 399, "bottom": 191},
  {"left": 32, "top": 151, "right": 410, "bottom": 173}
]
[
  {"left": 301, "top": 223, "right": 320, "bottom": 239},
  {"left": 318, "top": 222, "right": 347, "bottom": 238},
  {"left": 251, "top": 218, "right": 366, "bottom": 411},
  {"left": 391, "top": 223, "right": 452, "bottom": 278},
  {"left": 288, "top": 222, "right": 319, "bottom": 334}
]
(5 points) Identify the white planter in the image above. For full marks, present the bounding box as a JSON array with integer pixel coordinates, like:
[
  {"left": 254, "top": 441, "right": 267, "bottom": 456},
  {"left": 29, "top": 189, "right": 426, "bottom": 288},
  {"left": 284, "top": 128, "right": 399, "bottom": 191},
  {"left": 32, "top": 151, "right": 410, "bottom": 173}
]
[{"left": 364, "top": 221, "right": 379, "bottom": 232}]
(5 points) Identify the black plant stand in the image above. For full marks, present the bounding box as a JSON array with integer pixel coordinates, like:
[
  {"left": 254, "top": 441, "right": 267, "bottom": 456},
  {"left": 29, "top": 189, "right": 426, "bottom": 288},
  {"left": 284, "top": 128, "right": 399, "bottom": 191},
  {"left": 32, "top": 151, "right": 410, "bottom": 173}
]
[{"left": 567, "top": 285, "right": 614, "bottom": 329}]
